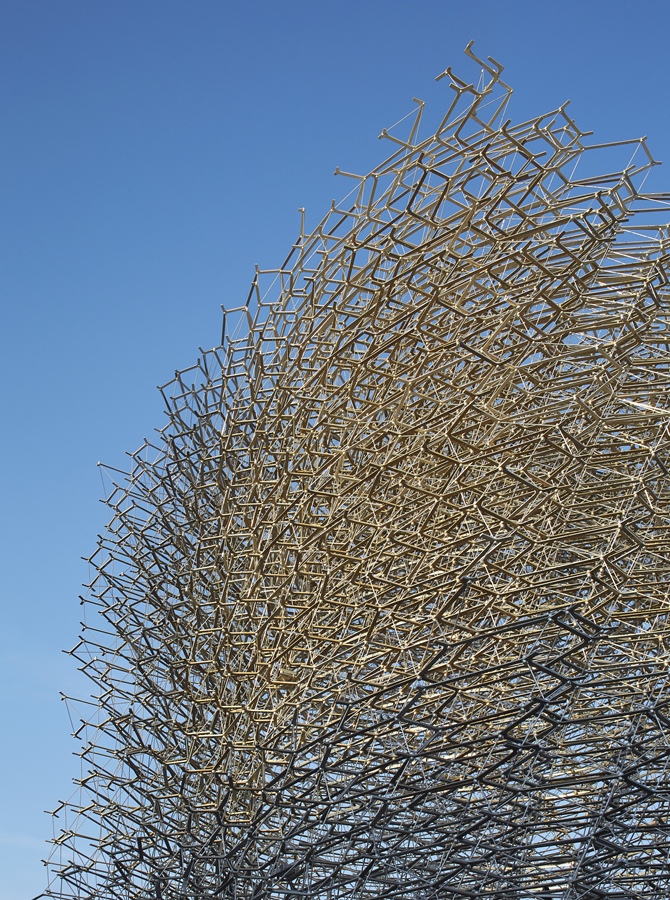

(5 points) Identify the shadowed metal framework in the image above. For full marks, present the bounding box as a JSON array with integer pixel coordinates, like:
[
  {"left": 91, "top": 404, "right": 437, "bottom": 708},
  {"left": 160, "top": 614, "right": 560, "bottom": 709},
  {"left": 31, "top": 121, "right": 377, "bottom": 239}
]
[{"left": 44, "top": 46, "right": 670, "bottom": 899}]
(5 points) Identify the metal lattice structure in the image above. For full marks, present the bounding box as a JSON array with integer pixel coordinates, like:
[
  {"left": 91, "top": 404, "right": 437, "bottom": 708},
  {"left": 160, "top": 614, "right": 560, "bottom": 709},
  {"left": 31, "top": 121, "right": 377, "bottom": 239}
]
[{"left": 44, "top": 46, "right": 670, "bottom": 899}]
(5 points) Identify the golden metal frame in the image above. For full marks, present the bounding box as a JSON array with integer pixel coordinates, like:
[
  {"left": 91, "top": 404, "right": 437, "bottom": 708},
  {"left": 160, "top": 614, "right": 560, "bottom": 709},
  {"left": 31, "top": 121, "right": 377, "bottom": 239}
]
[{"left": 44, "top": 45, "right": 670, "bottom": 899}]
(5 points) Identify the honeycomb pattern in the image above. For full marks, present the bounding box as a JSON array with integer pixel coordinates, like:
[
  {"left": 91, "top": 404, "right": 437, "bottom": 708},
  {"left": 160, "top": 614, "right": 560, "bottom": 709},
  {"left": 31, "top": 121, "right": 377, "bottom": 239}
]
[{"left": 44, "top": 46, "right": 670, "bottom": 899}]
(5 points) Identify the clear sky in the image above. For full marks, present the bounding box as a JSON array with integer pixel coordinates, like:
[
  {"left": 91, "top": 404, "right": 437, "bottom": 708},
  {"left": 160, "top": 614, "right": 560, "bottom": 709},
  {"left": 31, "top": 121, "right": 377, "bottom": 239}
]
[{"left": 2, "top": 2, "right": 670, "bottom": 897}]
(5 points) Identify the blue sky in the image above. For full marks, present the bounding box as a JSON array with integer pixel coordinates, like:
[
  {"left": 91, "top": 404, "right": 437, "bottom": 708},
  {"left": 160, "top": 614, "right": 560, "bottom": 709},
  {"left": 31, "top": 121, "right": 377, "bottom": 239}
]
[{"left": 1, "top": 2, "right": 670, "bottom": 896}]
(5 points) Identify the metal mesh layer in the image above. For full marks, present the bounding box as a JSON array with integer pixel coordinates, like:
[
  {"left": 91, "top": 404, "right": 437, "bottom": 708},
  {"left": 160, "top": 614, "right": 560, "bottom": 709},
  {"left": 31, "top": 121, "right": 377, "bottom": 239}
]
[{"left": 44, "top": 46, "right": 670, "bottom": 900}]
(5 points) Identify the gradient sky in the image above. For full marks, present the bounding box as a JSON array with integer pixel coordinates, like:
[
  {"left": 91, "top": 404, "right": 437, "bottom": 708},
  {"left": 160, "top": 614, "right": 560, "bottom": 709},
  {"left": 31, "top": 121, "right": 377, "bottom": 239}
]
[{"left": 2, "top": 2, "right": 670, "bottom": 897}]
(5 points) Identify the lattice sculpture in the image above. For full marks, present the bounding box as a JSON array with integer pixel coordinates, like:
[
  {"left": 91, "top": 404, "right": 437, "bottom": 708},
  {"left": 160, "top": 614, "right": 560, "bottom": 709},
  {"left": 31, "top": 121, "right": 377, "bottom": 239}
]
[{"left": 43, "top": 45, "right": 670, "bottom": 899}]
